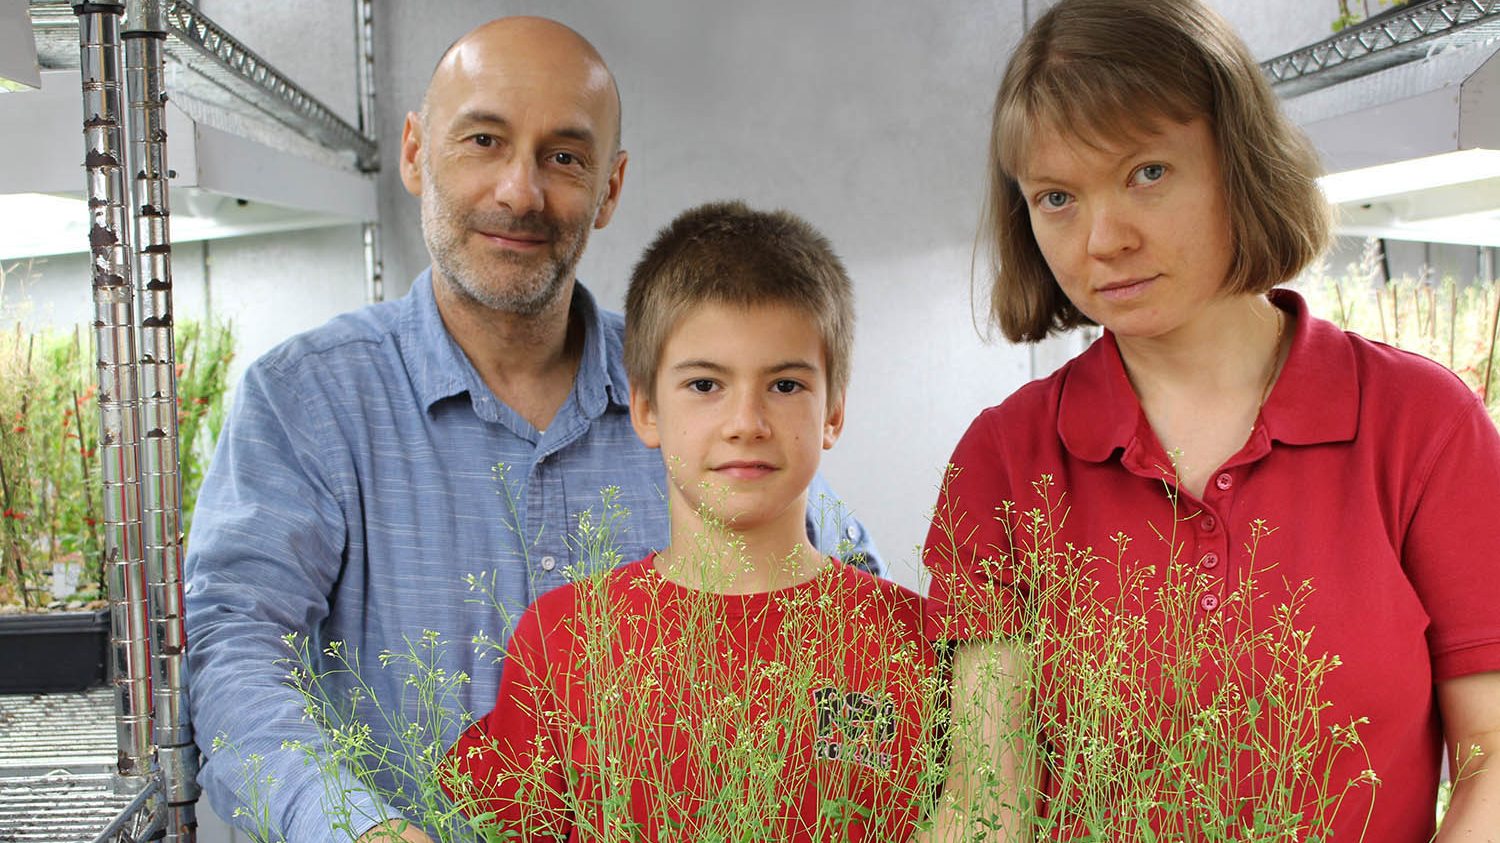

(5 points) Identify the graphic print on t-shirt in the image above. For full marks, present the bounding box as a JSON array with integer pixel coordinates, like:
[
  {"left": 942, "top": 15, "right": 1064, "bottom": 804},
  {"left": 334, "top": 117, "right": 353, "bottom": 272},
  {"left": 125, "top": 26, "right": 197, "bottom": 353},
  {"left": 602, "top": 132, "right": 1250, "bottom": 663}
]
[{"left": 813, "top": 685, "right": 897, "bottom": 771}]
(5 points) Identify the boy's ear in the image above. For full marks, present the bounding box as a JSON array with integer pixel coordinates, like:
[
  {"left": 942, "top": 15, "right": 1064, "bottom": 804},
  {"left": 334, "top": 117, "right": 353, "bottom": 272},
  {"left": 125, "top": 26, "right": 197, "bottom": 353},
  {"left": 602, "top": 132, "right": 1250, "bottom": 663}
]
[
  {"left": 629, "top": 381, "right": 661, "bottom": 449},
  {"left": 822, "top": 390, "right": 846, "bottom": 450}
]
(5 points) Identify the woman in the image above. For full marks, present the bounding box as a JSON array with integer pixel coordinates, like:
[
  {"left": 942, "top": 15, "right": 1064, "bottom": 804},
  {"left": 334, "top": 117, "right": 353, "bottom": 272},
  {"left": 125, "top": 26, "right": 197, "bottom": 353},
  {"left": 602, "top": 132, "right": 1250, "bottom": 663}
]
[{"left": 921, "top": 0, "right": 1500, "bottom": 839}]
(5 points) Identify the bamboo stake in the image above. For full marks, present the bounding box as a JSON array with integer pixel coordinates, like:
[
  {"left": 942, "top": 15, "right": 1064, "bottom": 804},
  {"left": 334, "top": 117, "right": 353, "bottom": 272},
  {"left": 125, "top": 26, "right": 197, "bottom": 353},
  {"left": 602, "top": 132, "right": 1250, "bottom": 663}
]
[
  {"left": 1484, "top": 286, "right": 1500, "bottom": 408},
  {"left": 1449, "top": 281, "right": 1458, "bottom": 372},
  {"left": 0, "top": 456, "right": 30, "bottom": 609},
  {"left": 1375, "top": 288, "right": 1388, "bottom": 342},
  {"left": 1393, "top": 284, "right": 1402, "bottom": 343}
]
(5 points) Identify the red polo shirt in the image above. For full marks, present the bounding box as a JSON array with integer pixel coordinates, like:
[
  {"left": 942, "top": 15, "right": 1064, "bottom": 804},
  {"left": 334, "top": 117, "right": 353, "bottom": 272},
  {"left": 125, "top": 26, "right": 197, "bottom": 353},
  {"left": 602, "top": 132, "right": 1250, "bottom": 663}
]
[{"left": 925, "top": 290, "right": 1500, "bottom": 840}]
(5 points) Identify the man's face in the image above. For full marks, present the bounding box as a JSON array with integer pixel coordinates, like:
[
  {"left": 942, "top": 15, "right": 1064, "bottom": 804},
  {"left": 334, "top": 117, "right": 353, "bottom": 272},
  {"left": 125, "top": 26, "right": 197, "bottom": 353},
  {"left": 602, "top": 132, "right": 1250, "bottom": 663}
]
[{"left": 402, "top": 29, "right": 625, "bottom": 316}]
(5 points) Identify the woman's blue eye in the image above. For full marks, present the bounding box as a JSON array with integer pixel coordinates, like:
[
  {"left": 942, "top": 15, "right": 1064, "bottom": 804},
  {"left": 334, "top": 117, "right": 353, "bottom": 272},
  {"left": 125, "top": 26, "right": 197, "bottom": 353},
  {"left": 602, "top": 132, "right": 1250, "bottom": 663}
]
[
  {"left": 1133, "top": 163, "right": 1167, "bottom": 184},
  {"left": 1039, "top": 191, "right": 1071, "bottom": 210}
]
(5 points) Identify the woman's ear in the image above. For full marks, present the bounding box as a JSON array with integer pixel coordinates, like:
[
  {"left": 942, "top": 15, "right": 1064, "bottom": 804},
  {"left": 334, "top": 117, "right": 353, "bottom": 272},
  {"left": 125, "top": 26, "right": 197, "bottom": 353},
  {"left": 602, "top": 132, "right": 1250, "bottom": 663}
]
[{"left": 629, "top": 381, "right": 661, "bottom": 449}]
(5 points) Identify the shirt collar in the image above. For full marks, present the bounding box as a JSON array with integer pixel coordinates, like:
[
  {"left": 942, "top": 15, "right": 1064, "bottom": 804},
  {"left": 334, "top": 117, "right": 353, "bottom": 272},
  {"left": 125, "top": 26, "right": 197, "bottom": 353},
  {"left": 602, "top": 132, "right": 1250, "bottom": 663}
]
[
  {"left": 1259, "top": 288, "right": 1359, "bottom": 446},
  {"left": 1057, "top": 287, "right": 1358, "bottom": 463},
  {"left": 400, "top": 269, "right": 629, "bottom": 416}
]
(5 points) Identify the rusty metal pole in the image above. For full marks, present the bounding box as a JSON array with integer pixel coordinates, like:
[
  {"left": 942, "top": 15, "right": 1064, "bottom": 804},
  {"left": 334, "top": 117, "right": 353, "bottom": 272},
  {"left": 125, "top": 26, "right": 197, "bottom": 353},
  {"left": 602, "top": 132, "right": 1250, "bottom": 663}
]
[
  {"left": 74, "top": 0, "right": 154, "bottom": 797},
  {"left": 124, "top": 0, "right": 199, "bottom": 838},
  {"left": 355, "top": 0, "right": 383, "bottom": 303}
]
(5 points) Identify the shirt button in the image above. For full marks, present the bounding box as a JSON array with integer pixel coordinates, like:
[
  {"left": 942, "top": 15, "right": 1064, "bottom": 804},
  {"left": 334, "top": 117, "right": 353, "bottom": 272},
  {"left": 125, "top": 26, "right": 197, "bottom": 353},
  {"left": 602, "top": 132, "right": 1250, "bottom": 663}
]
[
  {"left": 845, "top": 524, "right": 860, "bottom": 542},
  {"left": 1200, "top": 552, "right": 1219, "bottom": 569},
  {"left": 1200, "top": 593, "right": 1221, "bottom": 611},
  {"left": 1214, "top": 473, "right": 1233, "bottom": 491},
  {"left": 1200, "top": 515, "right": 1216, "bottom": 532},
  {"left": 540, "top": 555, "right": 557, "bottom": 572}
]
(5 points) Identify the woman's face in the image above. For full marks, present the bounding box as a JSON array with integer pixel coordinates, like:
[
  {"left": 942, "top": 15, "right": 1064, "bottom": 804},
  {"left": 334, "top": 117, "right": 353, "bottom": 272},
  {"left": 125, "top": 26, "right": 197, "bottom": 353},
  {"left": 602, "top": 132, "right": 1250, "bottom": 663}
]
[{"left": 1015, "top": 116, "right": 1236, "bottom": 341}]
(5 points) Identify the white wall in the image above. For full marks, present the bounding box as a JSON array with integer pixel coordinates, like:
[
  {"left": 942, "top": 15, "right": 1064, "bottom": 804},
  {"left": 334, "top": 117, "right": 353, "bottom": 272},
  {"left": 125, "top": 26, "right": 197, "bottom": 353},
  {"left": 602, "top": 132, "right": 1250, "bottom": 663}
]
[{"left": 1209, "top": 0, "right": 1339, "bottom": 60}]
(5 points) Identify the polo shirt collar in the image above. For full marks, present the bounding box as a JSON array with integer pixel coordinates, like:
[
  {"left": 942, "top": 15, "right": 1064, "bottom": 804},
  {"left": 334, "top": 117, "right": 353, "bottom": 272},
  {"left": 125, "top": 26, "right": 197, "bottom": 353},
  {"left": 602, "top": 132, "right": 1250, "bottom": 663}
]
[
  {"left": 1259, "top": 288, "right": 1358, "bottom": 446},
  {"left": 1057, "top": 331, "right": 1140, "bottom": 463},
  {"left": 400, "top": 269, "right": 628, "bottom": 417},
  {"left": 1057, "top": 288, "right": 1358, "bottom": 463}
]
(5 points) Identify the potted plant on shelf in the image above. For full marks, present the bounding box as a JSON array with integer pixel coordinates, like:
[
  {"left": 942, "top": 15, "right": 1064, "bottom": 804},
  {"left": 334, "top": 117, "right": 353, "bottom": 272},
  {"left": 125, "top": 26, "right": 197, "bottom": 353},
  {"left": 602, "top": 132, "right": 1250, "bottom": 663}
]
[{"left": 0, "top": 300, "right": 233, "bottom": 693}]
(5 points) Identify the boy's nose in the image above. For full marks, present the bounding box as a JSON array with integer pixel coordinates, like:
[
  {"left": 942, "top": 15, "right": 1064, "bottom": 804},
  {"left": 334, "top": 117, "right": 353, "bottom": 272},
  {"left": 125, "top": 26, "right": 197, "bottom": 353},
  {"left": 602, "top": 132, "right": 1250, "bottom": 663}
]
[{"left": 723, "top": 392, "right": 771, "bottom": 440}]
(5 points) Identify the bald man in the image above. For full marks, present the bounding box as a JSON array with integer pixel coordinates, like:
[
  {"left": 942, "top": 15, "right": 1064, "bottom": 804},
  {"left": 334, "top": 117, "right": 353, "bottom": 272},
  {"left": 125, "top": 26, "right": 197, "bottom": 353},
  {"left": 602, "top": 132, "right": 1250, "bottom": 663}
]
[{"left": 183, "top": 18, "right": 879, "bottom": 842}]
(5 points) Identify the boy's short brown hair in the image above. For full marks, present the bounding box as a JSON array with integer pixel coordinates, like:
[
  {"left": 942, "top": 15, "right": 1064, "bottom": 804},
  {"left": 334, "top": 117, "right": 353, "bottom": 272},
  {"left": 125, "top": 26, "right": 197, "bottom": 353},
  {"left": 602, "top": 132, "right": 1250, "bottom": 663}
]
[
  {"left": 984, "top": 0, "right": 1331, "bottom": 342},
  {"left": 625, "top": 201, "right": 854, "bottom": 408}
]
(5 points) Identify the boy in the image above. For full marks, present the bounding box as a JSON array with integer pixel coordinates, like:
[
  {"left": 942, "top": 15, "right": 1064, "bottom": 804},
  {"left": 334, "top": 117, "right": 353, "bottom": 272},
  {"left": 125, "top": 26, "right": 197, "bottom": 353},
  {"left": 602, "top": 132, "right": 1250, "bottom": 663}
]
[{"left": 442, "top": 201, "right": 937, "bottom": 841}]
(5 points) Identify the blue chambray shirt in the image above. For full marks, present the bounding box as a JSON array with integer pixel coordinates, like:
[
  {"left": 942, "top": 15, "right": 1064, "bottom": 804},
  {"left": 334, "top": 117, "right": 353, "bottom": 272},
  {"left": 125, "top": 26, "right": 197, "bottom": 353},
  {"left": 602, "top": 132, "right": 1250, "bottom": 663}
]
[{"left": 184, "top": 270, "right": 881, "bottom": 841}]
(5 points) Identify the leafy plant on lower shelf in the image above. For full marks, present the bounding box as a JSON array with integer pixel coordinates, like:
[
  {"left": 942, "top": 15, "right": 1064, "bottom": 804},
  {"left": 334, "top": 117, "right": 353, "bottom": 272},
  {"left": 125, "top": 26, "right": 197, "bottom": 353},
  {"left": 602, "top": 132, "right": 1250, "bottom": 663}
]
[
  {"left": 0, "top": 318, "right": 233, "bottom": 610},
  {"left": 214, "top": 476, "right": 1394, "bottom": 841}
]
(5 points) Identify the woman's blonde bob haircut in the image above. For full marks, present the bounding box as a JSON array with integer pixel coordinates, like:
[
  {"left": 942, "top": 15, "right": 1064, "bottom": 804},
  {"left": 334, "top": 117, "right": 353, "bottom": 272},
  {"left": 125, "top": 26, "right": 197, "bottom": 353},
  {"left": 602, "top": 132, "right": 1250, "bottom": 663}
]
[{"left": 984, "top": 0, "right": 1331, "bottom": 343}]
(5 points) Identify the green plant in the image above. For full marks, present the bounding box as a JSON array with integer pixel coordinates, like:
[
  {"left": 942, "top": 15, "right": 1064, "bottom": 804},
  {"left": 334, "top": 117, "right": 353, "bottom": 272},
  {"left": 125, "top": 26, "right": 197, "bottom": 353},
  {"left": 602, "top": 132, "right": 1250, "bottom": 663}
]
[
  {"left": 0, "top": 318, "right": 234, "bottom": 609},
  {"left": 926, "top": 475, "right": 1375, "bottom": 840},
  {"left": 1297, "top": 244, "right": 1500, "bottom": 428},
  {"left": 222, "top": 475, "right": 941, "bottom": 842},
  {"left": 225, "top": 465, "right": 1375, "bottom": 842}
]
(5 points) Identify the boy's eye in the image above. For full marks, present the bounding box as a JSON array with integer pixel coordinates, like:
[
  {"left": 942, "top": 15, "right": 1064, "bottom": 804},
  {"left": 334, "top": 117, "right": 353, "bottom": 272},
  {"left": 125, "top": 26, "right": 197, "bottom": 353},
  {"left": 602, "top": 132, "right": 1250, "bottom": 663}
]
[
  {"left": 771, "top": 379, "right": 803, "bottom": 395},
  {"left": 687, "top": 379, "right": 718, "bottom": 394},
  {"left": 1130, "top": 163, "right": 1167, "bottom": 185}
]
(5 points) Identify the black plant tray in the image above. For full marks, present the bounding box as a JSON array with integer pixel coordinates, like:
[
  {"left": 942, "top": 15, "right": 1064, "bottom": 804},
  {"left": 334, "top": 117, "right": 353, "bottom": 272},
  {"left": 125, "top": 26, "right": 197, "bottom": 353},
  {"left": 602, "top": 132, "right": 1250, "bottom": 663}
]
[{"left": 0, "top": 610, "right": 109, "bottom": 693}]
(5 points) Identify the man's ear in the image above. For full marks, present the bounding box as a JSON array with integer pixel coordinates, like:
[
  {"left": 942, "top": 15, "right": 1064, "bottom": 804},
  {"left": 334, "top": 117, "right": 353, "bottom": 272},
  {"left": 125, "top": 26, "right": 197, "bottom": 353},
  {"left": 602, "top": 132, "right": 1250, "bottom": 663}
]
[
  {"left": 822, "top": 390, "right": 846, "bottom": 450},
  {"left": 593, "top": 149, "right": 629, "bottom": 229},
  {"left": 629, "top": 379, "right": 660, "bottom": 449},
  {"left": 399, "top": 112, "right": 425, "bottom": 197}
]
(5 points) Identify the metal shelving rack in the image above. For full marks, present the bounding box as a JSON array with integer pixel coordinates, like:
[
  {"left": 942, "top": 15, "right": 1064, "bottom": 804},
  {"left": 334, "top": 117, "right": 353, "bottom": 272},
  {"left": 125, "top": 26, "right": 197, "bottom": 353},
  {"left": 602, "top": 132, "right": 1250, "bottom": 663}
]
[
  {"left": 28, "top": 0, "right": 376, "bottom": 171},
  {"left": 1260, "top": 0, "right": 1500, "bottom": 97},
  {"left": 10, "top": 2, "right": 383, "bottom": 841}
]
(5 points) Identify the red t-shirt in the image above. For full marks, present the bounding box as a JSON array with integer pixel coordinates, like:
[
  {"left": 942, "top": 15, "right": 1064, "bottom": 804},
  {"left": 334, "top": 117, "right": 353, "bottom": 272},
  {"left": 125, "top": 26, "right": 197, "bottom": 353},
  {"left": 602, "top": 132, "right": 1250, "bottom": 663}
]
[
  {"left": 446, "top": 555, "right": 938, "bottom": 842},
  {"left": 925, "top": 290, "right": 1500, "bottom": 840}
]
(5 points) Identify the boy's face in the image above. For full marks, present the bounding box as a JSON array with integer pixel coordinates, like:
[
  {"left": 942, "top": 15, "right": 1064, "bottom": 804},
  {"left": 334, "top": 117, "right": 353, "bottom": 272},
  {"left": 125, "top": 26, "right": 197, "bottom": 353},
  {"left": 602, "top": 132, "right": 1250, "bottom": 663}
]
[{"left": 630, "top": 301, "right": 845, "bottom": 538}]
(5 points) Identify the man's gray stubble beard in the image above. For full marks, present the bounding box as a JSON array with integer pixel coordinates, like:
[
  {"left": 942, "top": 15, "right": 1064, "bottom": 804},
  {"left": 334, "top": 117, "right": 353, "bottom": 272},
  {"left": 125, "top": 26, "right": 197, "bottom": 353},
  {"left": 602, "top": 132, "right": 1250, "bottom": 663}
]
[{"left": 418, "top": 161, "right": 591, "bottom": 318}]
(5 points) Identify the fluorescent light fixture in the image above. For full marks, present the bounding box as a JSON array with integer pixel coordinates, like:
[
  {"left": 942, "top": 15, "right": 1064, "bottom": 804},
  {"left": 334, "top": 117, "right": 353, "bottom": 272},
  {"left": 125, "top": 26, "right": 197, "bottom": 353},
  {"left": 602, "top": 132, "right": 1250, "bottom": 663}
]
[
  {"left": 1318, "top": 149, "right": 1500, "bottom": 205},
  {"left": 0, "top": 191, "right": 351, "bottom": 261},
  {"left": 1316, "top": 148, "right": 1500, "bottom": 247}
]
